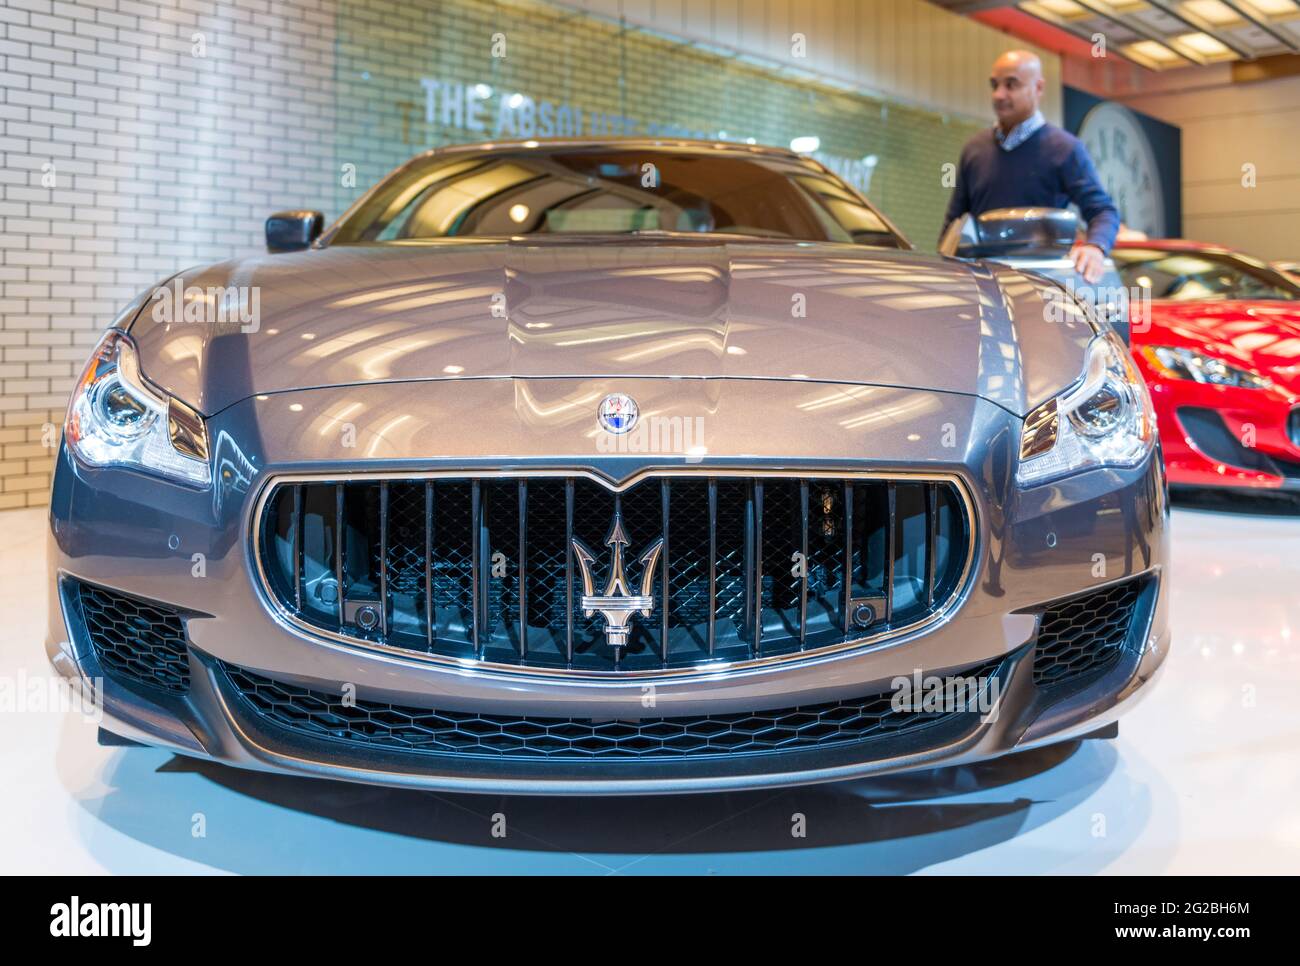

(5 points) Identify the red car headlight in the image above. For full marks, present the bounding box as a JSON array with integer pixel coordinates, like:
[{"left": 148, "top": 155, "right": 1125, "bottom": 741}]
[{"left": 1139, "top": 345, "right": 1272, "bottom": 390}]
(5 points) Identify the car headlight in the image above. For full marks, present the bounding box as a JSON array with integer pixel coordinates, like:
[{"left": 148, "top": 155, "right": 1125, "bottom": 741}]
[
  {"left": 65, "top": 330, "right": 211, "bottom": 486},
  {"left": 1017, "top": 333, "right": 1155, "bottom": 486},
  {"left": 1138, "top": 345, "right": 1271, "bottom": 389}
]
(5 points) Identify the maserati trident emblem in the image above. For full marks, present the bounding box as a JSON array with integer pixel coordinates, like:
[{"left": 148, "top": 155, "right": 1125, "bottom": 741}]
[
  {"left": 597, "top": 393, "right": 639, "bottom": 435},
  {"left": 572, "top": 509, "right": 663, "bottom": 650}
]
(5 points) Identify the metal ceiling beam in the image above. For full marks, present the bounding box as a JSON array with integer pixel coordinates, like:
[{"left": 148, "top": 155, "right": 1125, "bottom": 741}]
[
  {"left": 1069, "top": 0, "right": 1200, "bottom": 64},
  {"left": 1012, "top": 4, "right": 1165, "bottom": 66},
  {"left": 934, "top": 0, "right": 1024, "bottom": 12},
  {"left": 1140, "top": 0, "right": 1257, "bottom": 59},
  {"left": 1216, "top": 0, "right": 1300, "bottom": 51}
]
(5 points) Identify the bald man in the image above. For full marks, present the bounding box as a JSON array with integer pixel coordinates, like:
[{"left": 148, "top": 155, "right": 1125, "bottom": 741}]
[{"left": 941, "top": 50, "right": 1119, "bottom": 283}]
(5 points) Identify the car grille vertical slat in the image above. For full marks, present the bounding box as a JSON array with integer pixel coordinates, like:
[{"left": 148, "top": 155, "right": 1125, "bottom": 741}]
[
  {"left": 565, "top": 478, "right": 575, "bottom": 665},
  {"left": 292, "top": 484, "right": 302, "bottom": 612},
  {"left": 517, "top": 480, "right": 528, "bottom": 662},
  {"left": 707, "top": 477, "right": 717, "bottom": 657},
  {"left": 470, "top": 480, "right": 482, "bottom": 655},
  {"left": 424, "top": 482, "right": 435, "bottom": 650},
  {"left": 841, "top": 481, "right": 853, "bottom": 636},
  {"left": 378, "top": 481, "right": 389, "bottom": 637},
  {"left": 611, "top": 491, "right": 622, "bottom": 671},
  {"left": 741, "top": 484, "right": 753, "bottom": 650},
  {"left": 334, "top": 483, "right": 345, "bottom": 630},
  {"left": 926, "top": 482, "right": 938, "bottom": 609},
  {"left": 884, "top": 481, "right": 896, "bottom": 626},
  {"left": 262, "top": 474, "right": 971, "bottom": 674},
  {"left": 799, "top": 480, "right": 809, "bottom": 648},
  {"left": 752, "top": 479, "right": 764, "bottom": 657},
  {"left": 660, "top": 478, "right": 670, "bottom": 664}
]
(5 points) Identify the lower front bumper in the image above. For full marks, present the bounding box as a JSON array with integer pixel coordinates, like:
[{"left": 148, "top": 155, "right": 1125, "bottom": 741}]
[{"left": 49, "top": 571, "right": 1169, "bottom": 796}]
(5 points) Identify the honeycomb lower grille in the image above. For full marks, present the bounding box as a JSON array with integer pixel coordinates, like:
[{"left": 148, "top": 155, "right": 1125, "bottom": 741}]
[
  {"left": 221, "top": 657, "right": 1004, "bottom": 760},
  {"left": 257, "top": 474, "right": 972, "bottom": 674},
  {"left": 74, "top": 581, "right": 190, "bottom": 693},
  {"left": 1032, "top": 578, "right": 1146, "bottom": 694}
]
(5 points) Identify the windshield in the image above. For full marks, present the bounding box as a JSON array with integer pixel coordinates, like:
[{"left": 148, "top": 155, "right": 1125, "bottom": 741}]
[
  {"left": 1113, "top": 248, "right": 1300, "bottom": 302},
  {"left": 327, "top": 146, "right": 905, "bottom": 248}
]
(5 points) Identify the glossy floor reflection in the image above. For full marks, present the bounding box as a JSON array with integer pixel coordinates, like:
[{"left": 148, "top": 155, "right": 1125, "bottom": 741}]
[{"left": 4, "top": 496, "right": 1299, "bottom": 874}]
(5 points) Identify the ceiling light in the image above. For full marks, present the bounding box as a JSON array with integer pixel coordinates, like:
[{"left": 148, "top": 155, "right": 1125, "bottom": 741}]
[
  {"left": 1036, "top": 0, "right": 1089, "bottom": 17},
  {"left": 1173, "top": 31, "right": 1233, "bottom": 56},
  {"left": 1242, "top": 0, "right": 1298, "bottom": 16},
  {"left": 1123, "top": 40, "right": 1184, "bottom": 68},
  {"left": 1181, "top": 0, "right": 1243, "bottom": 25}
]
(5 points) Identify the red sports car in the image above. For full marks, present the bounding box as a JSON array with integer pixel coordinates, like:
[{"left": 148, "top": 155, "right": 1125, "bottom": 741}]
[{"left": 1112, "top": 240, "right": 1300, "bottom": 491}]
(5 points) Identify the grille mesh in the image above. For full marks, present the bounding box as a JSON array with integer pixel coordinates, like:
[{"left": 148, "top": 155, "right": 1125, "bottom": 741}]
[
  {"left": 1032, "top": 578, "right": 1145, "bottom": 694},
  {"left": 260, "top": 474, "right": 971, "bottom": 674},
  {"left": 75, "top": 581, "right": 190, "bottom": 693},
  {"left": 222, "top": 657, "right": 1004, "bottom": 760}
]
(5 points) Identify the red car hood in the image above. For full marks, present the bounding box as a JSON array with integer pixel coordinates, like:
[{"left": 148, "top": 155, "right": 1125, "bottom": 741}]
[{"left": 1138, "top": 300, "right": 1300, "bottom": 393}]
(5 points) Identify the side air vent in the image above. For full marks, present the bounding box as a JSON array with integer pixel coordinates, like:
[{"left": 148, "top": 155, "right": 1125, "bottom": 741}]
[
  {"left": 1032, "top": 577, "right": 1147, "bottom": 698},
  {"left": 73, "top": 580, "right": 191, "bottom": 693}
]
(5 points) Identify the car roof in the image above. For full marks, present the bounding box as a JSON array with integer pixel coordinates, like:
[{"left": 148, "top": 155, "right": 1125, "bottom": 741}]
[
  {"left": 1113, "top": 238, "right": 1235, "bottom": 254},
  {"left": 413, "top": 137, "right": 809, "bottom": 163}
]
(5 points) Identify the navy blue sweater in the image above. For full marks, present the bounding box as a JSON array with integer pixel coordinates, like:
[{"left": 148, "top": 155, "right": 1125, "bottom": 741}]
[{"left": 940, "top": 123, "right": 1120, "bottom": 252}]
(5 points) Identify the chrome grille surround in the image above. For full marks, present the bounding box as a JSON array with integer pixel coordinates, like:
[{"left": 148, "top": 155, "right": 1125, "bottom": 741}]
[{"left": 251, "top": 469, "right": 978, "bottom": 679}]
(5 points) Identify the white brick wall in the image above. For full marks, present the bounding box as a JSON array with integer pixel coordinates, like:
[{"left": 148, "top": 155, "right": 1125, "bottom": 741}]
[{"left": 0, "top": 0, "right": 341, "bottom": 507}]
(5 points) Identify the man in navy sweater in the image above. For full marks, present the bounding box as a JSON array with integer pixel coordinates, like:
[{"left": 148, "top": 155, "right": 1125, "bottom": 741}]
[{"left": 941, "top": 50, "right": 1119, "bottom": 284}]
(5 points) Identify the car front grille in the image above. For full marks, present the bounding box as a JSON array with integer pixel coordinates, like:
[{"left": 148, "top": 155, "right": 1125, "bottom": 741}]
[
  {"left": 257, "top": 473, "right": 973, "bottom": 674},
  {"left": 72, "top": 580, "right": 191, "bottom": 693},
  {"left": 1031, "top": 577, "right": 1147, "bottom": 696},
  {"left": 220, "top": 655, "right": 1005, "bottom": 760}
]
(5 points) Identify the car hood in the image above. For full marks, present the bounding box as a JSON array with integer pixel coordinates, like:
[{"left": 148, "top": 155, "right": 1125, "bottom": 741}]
[
  {"left": 1138, "top": 300, "right": 1300, "bottom": 392},
  {"left": 127, "top": 240, "right": 1096, "bottom": 418}
]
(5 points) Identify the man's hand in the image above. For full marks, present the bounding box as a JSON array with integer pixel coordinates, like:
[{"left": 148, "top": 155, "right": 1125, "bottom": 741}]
[{"left": 1071, "top": 243, "right": 1106, "bottom": 285}]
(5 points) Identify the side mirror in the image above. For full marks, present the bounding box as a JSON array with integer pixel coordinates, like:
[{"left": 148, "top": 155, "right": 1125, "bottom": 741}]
[
  {"left": 951, "top": 207, "right": 1080, "bottom": 259},
  {"left": 266, "top": 210, "right": 324, "bottom": 253},
  {"left": 938, "top": 213, "right": 978, "bottom": 258}
]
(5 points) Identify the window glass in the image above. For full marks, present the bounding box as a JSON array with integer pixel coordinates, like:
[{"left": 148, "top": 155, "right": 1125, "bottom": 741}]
[
  {"left": 1114, "top": 249, "right": 1300, "bottom": 301},
  {"left": 331, "top": 148, "right": 903, "bottom": 247}
]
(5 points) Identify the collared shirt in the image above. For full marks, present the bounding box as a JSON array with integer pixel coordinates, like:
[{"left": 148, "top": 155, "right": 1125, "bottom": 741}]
[{"left": 995, "top": 110, "right": 1046, "bottom": 152}]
